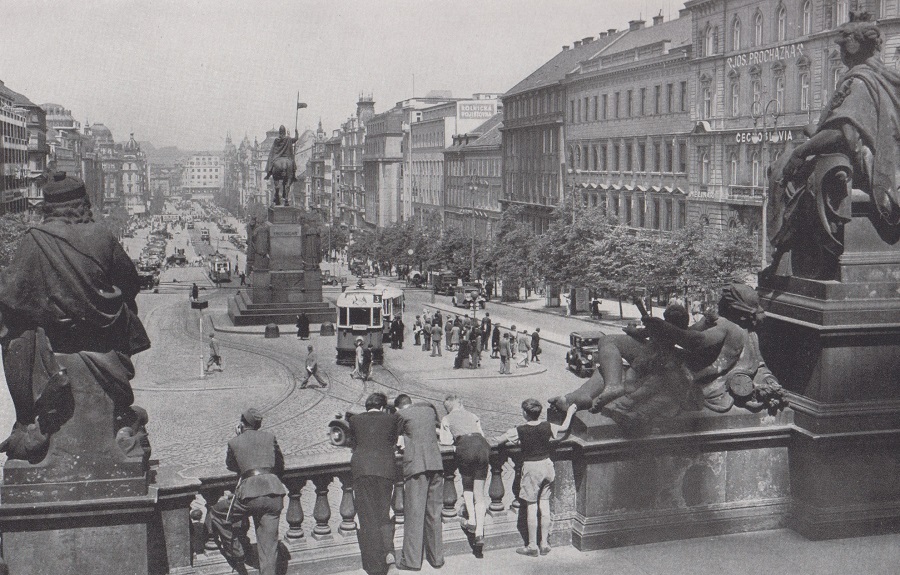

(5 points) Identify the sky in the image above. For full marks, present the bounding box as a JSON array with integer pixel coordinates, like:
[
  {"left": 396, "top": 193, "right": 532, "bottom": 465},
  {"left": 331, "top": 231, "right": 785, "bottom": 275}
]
[{"left": 2, "top": 0, "right": 684, "bottom": 151}]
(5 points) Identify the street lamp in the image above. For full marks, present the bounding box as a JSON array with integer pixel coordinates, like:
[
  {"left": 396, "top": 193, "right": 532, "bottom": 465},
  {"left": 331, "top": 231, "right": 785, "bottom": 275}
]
[
  {"left": 467, "top": 174, "right": 479, "bottom": 282},
  {"left": 750, "top": 98, "right": 781, "bottom": 269}
]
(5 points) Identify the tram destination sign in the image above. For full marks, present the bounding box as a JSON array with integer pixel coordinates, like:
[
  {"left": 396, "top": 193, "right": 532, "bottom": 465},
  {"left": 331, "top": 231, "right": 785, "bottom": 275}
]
[{"left": 726, "top": 42, "right": 804, "bottom": 70}]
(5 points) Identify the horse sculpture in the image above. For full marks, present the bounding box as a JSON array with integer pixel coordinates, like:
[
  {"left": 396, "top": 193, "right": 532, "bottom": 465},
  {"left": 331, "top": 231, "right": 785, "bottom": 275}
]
[{"left": 268, "top": 156, "right": 295, "bottom": 206}]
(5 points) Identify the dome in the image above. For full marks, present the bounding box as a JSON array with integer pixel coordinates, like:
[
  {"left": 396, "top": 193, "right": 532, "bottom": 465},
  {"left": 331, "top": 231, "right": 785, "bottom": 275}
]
[{"left": 124, "top": 133, "right": 140, "bottom": 152}]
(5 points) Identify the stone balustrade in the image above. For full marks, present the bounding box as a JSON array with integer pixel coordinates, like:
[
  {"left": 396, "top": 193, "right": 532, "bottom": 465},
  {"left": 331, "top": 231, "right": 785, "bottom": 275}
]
[{"left": 152, "top": 442, "right": 577, "bottom": 575}]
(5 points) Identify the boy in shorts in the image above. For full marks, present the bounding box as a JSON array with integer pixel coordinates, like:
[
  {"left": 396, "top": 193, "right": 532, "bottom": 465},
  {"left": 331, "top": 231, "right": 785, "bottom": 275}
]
[{"left": 497, "top": 399, "right": 578, "bottom": 556}]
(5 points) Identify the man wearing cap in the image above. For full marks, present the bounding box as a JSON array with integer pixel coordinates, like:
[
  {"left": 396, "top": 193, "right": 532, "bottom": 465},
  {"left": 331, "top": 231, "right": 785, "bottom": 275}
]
[
  {"left": 0, "top": 172, "right": 150, "bottom": 461},
  {"left": 214, "top": 408, "right": 286, "bottom": 575}
]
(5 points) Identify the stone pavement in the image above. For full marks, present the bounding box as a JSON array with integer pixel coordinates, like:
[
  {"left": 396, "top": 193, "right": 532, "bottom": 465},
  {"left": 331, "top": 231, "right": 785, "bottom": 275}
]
[{"left": 330, "top": 529, "right": 900, "bottom": 575}]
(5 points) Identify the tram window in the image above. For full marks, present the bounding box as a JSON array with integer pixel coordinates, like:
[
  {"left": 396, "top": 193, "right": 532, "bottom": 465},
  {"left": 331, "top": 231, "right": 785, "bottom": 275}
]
[
  {"left": 349, "top": 308, "right": 369, "bottom": 325},
  {"left": 373, "top": 308, "right": 382, "bottom": 325},
  {"left": 340, "top": 307, "right": 349, "bottom": 325}
]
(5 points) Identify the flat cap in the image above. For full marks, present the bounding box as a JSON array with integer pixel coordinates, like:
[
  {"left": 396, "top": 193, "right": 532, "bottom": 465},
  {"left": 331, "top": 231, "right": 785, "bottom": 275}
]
[
  {"left": 42, "top": 171, "right": 86, "bottom": 204},
  {"left": 241, "top": 407, "right": 263, "bottom": 429}
]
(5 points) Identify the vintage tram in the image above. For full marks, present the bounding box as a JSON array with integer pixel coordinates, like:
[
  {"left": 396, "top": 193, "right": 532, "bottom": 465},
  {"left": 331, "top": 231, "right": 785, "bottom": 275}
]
[
  {"left": 372, "top": 284, "right": 404, "bottom": 337},
  {"left": 207, "top": 253, "right": 232, "bottom": 284},
  {"left": 335, "top": 284, "right": 384, "bottom": 365}
]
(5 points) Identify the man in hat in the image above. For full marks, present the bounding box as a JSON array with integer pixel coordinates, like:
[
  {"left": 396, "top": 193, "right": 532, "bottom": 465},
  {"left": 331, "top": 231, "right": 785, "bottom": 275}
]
[
  {"left": 0, "top": 172, "right": 150, "bottom": 462},
  {"left": 210, "top": 408, "right": 286, "bottom": 575},
  {"left": 206, "top": 333, "right": 223, "bottom": 373},
  {"left": 300, "top": 344, "right": 326, "bottom": 389}
]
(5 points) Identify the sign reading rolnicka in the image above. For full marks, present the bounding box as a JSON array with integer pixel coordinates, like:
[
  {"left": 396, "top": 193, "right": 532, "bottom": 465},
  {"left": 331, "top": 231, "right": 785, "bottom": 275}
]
[{"left": 726, "top": 42, "right": 804, "bottom": 70}]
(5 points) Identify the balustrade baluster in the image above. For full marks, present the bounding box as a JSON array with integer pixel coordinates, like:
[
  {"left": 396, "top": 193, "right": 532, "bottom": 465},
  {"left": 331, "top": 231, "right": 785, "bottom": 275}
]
[
  {"left": 312, "top": 476, "right": 333, "bottom": 539},
  {"left": 488, "top": 453, "right": 507, "bottom": 515},
  {"left": 201, "top": 487, "right": 227, "bottom": 553},
  {"left": 284, "top": 478, "right": 306, "bottom": 541},
  {"left": 392, "top": 477, "right": 405, "bottom": 525},
  {"left": 441, "top": 460, "right": 458, "bottom": 521},
  {"left": 338, "top": 474, "right": 357, "bottom": 535},
  {"left": 510, "top": 457, "right": 523, "bottom": 511}
]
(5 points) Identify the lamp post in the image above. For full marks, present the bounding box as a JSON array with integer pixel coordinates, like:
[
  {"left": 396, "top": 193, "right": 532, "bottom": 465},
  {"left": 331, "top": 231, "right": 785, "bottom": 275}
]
[
  {"left": 467, "top": 174, "right": 478, "bottom": 282},
  {"left": 750, "top": 98, "right": 780, "bottom": 269}
]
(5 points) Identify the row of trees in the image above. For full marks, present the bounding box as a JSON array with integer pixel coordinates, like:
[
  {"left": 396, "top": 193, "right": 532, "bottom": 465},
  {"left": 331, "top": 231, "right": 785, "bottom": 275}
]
[{"left": 348, "top": 203, "right": 760, "bottom": 306}]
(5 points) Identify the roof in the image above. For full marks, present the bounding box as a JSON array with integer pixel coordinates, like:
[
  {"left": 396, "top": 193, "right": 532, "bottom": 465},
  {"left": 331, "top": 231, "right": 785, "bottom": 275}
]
[
  {"left": 505, "top": 31, "right": 626, "bottom": 98},
  {"left": 468, "top": 113, "right": 503, "bottom": 149},
  {"left": 0, "top": 82, "right": 36, "bottom": 107},
  {"left": 596, "top": 16, "right": 691, "bottom": 58}
]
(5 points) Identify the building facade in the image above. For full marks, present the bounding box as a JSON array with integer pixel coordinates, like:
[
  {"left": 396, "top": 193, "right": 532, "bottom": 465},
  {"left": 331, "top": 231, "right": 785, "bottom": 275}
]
[
  {"left": 444, "top": 111, "right": 504, "bottom": 239},
  {"left": 564, "top": 15, "right": 693, "bottom": 232},
  {"left": 501, "top": 32, "right": 623, "bottom": 234},
  {"left": 0, "top": 80, "right": 30, "bottom": 214},
  {"left": 363, "top": 107, "right": 405, "bottom": 227},
  {"left": 410, "top": 95, "right": 500, "bottom": 228},
  {"left": 181, "top": 153, "right": 222, "bottom": 200},
  {"left": 121, "top": 134, "right": 148, "bottom": 214},
  {"left": 337, "top": 96, "right": 374, "bottom": 229}
]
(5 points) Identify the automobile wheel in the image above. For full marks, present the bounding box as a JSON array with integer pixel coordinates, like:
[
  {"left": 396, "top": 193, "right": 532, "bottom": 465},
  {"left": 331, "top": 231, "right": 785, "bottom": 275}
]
[{"left": 328, "top": 420, "right": 351, "bottom": 447}]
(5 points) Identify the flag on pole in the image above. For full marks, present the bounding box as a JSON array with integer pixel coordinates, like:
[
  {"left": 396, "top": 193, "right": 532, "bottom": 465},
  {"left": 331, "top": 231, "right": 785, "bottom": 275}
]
[{"left": 297, "top": 102, "right": 307, "bottom": 109}]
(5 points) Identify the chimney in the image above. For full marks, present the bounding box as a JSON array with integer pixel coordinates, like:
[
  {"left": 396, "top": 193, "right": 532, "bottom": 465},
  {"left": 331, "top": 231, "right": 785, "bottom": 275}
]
[
  {"left": 653, "top": 12, "right": 664, "bottom": 25},
  {"left": 629, "top": 19, "right": 645, "bottom": 31},
  {"left": 573, "top": 40, "right": 582, "bottom": 47},
  {"left": 582, "top": 36, "right": 593, "bottom": 44},
  {"left": 562, "top": 45, "right": 570, "bottom": 51},
  {"left": 599, "top": 31, "right": 607, "bottom": 38},
  {"left": 607, "top": 28, "right": 617, "bottom": 35}
]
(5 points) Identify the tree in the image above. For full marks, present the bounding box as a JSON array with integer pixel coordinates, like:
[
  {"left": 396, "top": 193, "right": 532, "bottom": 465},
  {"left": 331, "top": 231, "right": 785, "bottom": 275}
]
[
  {"left": 488, "top": 206, "right": 537, "bottom": 301},
  {"left": 671, "top": 222, "right": 759, "bottom": 302}
]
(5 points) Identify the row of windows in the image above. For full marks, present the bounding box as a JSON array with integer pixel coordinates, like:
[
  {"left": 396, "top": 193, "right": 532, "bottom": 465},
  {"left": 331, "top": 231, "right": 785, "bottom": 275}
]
[
  {"left": 191, "top": 168, "right": 220, "bottom": 173},
  {"left": 699, "top": 146, "right": 784, "bottom": 187},
  {"left": 447, "top": 158, "right": 502, "bottom": 178},
  {"left": 581, "top": 192, "right": 687, "bottom": 232},
  {"left": 505, "top": 90, "right": 564, "bottom": 121},
  {"left": 704, "top": 0, "right": 849, "bottom": 56},
  {"left": 568, "top": 139, "right": 688, "bottom": 174},
  {"left": 189, "top": 158, "right": 219, "bottom": 165},
  {"left": 1, "top": 122, "right": 27, "bottom": 139},
  {"left": 412, "top": 129, "right": 444, "bottom": 148},
  {"left": 569, "top": 82, "right": 689, "bottom": 123}
]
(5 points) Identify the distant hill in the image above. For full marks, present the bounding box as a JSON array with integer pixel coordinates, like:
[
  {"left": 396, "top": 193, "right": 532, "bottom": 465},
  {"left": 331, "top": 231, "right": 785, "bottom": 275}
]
[{"left": 139, "top": 142, "right": 196, "bottom": 167}]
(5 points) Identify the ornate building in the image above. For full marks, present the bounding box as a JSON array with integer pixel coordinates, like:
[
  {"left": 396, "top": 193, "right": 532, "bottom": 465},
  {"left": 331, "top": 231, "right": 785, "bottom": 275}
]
[
  {"left": 337, "top": 96, "right": 375, "bottom": 229},
  {"left": 121, "top": 134, "right": 148, "bottom": 214},
  {"left": 0, "top": 80, "right": 31, "bottom": 214}
]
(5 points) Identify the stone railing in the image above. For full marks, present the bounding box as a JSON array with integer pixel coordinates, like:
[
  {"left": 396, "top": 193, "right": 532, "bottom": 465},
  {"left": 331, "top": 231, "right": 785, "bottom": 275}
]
[{"left": 152, "top": 441, "right": 577, "bottom": 575}]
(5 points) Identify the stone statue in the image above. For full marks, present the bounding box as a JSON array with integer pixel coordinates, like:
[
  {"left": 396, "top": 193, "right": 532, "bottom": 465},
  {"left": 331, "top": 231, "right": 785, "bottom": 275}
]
[
  {"left": 0, "top": 172, "right": 151, "bottom": 465},
  {"left": 769, "top": 11, "right": 900, "bottom": 279},
  {"left": 549, "top": 282, "right": 784, "bottom": 428},
  {"left": 264, "top": 125, "right": 298, "bottom": 206},
  {"left": 245, "top": 214, "right": 270, "bottom": 274}
]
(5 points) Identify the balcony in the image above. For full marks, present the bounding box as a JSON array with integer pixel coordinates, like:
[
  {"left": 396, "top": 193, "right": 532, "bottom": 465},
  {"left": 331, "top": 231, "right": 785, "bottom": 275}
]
[{"left": 727, "top": 185, "right": 764, "bottom": 205}]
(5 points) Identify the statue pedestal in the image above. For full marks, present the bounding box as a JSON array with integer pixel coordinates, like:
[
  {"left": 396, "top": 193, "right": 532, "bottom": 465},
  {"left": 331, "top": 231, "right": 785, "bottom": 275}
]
[
  {"left": 758, "top": 210, "right": 900, "bottom": 539},
  {"left": 0, "top": 353, "right": 152, "bottom": 573},
  {"left": 569, "top": 409, "right": 793, "bottom": 550},
  {"left": 229, "top": 206, "right": 335, "bottom": 326}
]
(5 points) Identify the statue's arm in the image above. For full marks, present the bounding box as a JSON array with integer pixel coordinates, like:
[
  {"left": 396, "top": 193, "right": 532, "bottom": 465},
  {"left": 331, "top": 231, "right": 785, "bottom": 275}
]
[{"left": 643, "top": 317, "right": 722, "bottom": 351}]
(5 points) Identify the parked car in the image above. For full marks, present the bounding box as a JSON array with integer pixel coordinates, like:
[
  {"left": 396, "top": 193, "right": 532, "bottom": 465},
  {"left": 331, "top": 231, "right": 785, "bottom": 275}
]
[
  {"left": 565, "top": 330, "right": 605, "bottom": 377},
  {"left": 452, "top": 284, "right": 486, "bottom": 309}
]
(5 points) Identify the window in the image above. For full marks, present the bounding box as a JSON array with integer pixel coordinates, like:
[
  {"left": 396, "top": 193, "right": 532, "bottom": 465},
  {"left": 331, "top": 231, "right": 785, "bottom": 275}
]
[
  {"left": 729, "top": 152, "right": 738, "bottom": 185},
  {"left": 833, "top": 66, "right": 843, "bottom": 90},
  {"left": 775, "top": 75, "right": 785, "bottom": 112},
  {"left": 601, "top": 94, "right": 608, "bottom": 119},
  {"left": 800, "top": 73, "right": 810, "bottom": 111},
  {"left": 732, "top": 18, "right": 741, "bottom": 50},
  {"left": 614, "top": 92, "right": 621, "bottom": 118},
  {"left": 665, "top": 141, "right": 674, "bottom": 173},
  {"left": 678, "top": 141, "right": 687, "bottom": 173},
  {"left": 584, "top": 97, "right": 589, "bottom": 121},
  {"left": 802, "top": 1, "right": 812, "bottom": 35},
  {"left": 666, "top": 84, "right": 673, "bottom": 112},
  {"left": 754, "top": 12, "right": 763, "bottom": 46},
  {"left": 654, "top": 85, "right": 661, "bottom": 114},
  {"left": 680, "top": 81, "right": 688, "bottom": 111},
  {"left": 701, "top": 151, "right": 710, "bottom": 184},
  {"left": 705, "top": 25, "right": 715, "bottom": 56},
  {"left": 626, "top": 142, "right": 633, "bottom": 171},
  {"left": 731, "top": 82, "right": 740, "bottom": 117},
  {"left": 653, "top": 141, "right": 661, "bottom": 171},
  {"left": 626, "top": 90, "right": 633, "bottom": 117},
  {"left": 577, "top": 98, "right": 582, "bottom": 122},
  {"left": 751, "top": 152, "right": 761, "bottom": 187},
  {"left": 614, "top": 144, "right": 621, "bottom": 171},
  {"left": 837, "top": 0, "right": 849, "bottom": 25},
  {"left": 702, "top": 87, "right": 712, "bottom": 119},
  {"left": 752, "top": 79, "right": 762, "bottom": 104},
  {"left": 570, "top": 100, "right": 575, "bottom": 122},
  {"left": 777, "top": 6, "right": 786, "bottom": 41},
  {"left": 639, "top": 142, "right": 646, "bottom": 171},
  {"left": 600, "top": 144, "right": 607, "bottom": 171},
  {"left": 640, "top": 87, "right": 646, "bottom": 115},
  {"left": 592, "top": 96, "right": 598, "bottom": 121}
]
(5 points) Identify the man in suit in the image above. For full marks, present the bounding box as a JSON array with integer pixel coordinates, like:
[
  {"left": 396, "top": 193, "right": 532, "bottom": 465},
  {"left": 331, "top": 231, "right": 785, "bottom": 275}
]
[
  {"left": 216, "top": 408, "right": 286, "bottom": 575},
  {"left": 300, "top": 344, "right": 326, "bottom": 389},
  {"left": 394, "top": 394, "right": 444, "bottom": 571},
  {"left": 350, "top": 392, "right": 403, "bottom": 575},
  {"left": 481, "top": 313, "right": 492, "bottom": 351}
]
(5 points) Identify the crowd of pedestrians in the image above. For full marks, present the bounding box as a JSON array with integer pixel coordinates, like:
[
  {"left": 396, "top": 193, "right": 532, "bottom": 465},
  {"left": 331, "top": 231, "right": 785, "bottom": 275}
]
[{"left": 411, "top": 309, "right": 541, "bottom": 374}]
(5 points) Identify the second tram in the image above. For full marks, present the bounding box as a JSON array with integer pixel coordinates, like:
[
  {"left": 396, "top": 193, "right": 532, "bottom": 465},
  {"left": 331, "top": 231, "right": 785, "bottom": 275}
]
[
  {"left": 373, "top": 284, "right": 404, "bottom": 336},
  {"left": 207, "top": 253, "right": 232, "bottom": 284},
  {"left": 335, "top": 284, "right": 384, "bottom": 364}
]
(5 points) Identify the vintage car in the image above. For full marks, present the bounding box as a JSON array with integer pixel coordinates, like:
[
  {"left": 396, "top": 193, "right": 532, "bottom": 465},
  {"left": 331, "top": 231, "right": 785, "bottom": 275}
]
[
  {"left": 137, "top": 271, "right": 159, "bottom": 291},
  {"left": 328, "top": 403, "right": 400, "bottom": 447},
  {"left": 430, "top": 270, "right": 458, "bottom": 295},
  {"left": 565, "top": 330, "right": 605, "bottom": 377},
  {"left": 452, "top": 284, "right": 486, "bottom": 309}
]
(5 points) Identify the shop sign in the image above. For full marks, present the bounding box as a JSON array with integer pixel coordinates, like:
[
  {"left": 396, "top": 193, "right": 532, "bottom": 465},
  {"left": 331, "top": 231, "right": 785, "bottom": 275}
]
[
  {"left": 726, "top": 42, "right": 804, "bottom": 70},
  {"left": 734, "top": 129, "right": 796, "bottom": 144}
]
